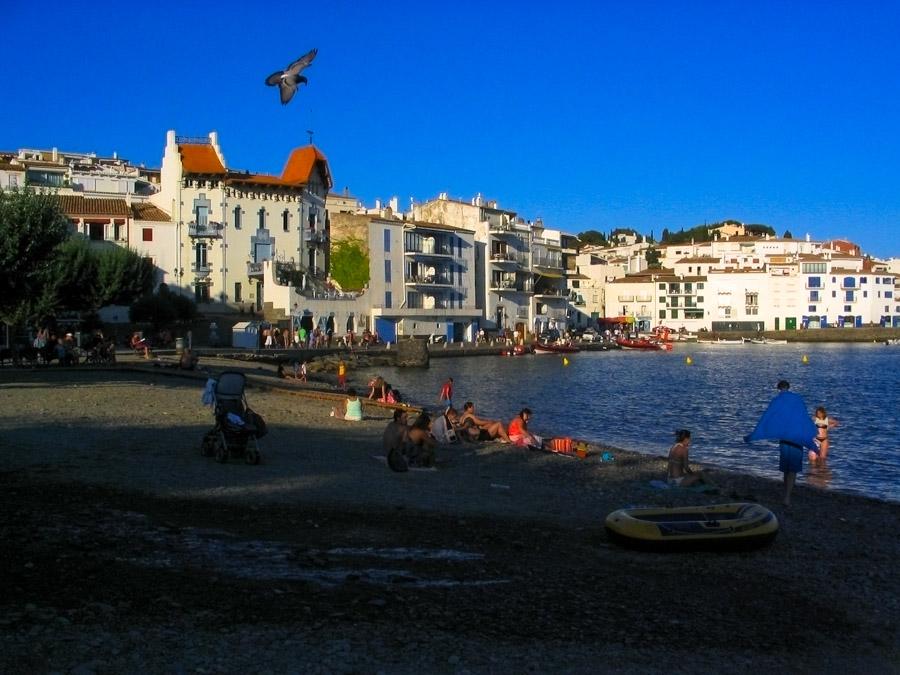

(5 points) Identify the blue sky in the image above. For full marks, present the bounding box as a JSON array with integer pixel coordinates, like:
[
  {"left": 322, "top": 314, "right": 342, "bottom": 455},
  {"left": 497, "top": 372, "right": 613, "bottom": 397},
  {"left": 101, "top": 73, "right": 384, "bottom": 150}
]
[{"left": 4, "top": 1, "right": 900, "bottom": 257}]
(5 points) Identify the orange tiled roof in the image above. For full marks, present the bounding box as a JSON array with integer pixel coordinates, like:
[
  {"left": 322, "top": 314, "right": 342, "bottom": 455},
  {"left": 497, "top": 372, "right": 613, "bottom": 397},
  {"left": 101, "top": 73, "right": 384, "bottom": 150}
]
[
  {"left": 281, "top": 146, "right": 332, "bottom": 188},
  {"left": 56, "top": 195, "right": 130, "bottom": 217},
  {"left": 131, "top": 202, "right": 170, "bottom": 221},
  {"left": 179, "top": 143, "right": 226, "bottom": 174}
]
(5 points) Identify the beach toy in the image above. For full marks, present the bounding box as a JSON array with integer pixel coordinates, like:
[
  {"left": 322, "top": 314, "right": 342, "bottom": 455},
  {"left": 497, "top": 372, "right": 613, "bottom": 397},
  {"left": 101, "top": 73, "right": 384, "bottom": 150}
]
[
  {"left": 563, "top": 357, "right": 570, "bottom": 366},
  {"left": 802, "top": 354, "right": 809, "bottom": 364},
  {"left": 685, "top": 356, "right": 693, "bottom": 365}
]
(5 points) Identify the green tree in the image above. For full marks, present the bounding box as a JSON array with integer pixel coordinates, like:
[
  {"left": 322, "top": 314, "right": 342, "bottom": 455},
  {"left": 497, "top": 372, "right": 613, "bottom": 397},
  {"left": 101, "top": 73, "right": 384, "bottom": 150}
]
[
  {"left": 645, "top": 247, "right": 662, "bottom": 268},
  {"left": 42, "top": 236, "right": 98, "bottom": 312},
  {"left": 129, "top": 284, "right": 196, "bottom": 328},
  {"left": 575, "top": 230, "right": 608, "bottom": 248},
  {"left": 95, "top": 245, "right": 156, "bottom": 307},
  {"left": 0, "top": 189, "right": 70, "bottom": 328},
  {"left": 329, "top": 238, "right": 369, "bottom": 291},
  {"left": 783, "top": 230, "right": 793, "bottom": 239}
]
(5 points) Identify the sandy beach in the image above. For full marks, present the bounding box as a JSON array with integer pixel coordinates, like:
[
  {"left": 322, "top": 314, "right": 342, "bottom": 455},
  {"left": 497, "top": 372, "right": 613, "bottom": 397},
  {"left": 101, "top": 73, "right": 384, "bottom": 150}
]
[{"left": 1, "top": 359, "right": 898, "bottom": 674}]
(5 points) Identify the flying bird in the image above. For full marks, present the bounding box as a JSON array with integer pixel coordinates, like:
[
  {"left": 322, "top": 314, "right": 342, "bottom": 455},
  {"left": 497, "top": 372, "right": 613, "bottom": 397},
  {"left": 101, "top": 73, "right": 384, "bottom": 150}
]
[{"left": 265, "top": 48, "right": 318, "bottom": 105}]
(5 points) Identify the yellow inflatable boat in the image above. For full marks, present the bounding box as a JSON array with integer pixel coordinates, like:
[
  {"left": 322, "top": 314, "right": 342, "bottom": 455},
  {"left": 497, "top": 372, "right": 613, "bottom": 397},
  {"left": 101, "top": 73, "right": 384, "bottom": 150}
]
[{"left": 604, "top": 502, "right": 779, "bottom": 551}]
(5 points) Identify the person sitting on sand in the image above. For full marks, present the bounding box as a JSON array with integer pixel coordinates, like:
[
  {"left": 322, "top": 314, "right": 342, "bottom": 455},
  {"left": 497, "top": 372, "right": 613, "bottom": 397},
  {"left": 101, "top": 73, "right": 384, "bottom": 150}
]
[
  {"left": 667, "top": 429, "right": 712, "bottom": 487},
  {"left": 179, "top": 347, "right": 199, "bottom": 371},
  {"left": 446, "top": 407, "right": 479, "bottom": 442},
  {"left": 459, "top": 401, "right": 510, "bottom": 443},
  {"left": 507, "top": 408, "right": 542, "bottom": 448},
  {"left": 383, "top": 409, "right": 411, "bottom": 471},
  {"left": 332, "top": 387, "right": 363, "bottom": 421},
  {"left": 406, "top": 412, "right": 436, "bottom": 467}
]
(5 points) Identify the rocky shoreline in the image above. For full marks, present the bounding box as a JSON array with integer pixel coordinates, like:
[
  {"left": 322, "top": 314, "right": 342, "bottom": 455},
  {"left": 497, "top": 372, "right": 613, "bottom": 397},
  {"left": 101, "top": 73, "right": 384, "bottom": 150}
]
[{"left": 1, "top": 365, "right": 898, "bottom": 674}]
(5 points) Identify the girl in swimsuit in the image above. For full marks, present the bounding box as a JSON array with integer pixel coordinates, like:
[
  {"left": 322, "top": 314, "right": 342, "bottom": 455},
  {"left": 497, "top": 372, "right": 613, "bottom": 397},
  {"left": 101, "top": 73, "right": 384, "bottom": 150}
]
[
  {"left": 666, "top": 429, "right": 712, "bottom": 487},
  {"left": 811, "top": 406, "right": 839, "bottom": 462}
]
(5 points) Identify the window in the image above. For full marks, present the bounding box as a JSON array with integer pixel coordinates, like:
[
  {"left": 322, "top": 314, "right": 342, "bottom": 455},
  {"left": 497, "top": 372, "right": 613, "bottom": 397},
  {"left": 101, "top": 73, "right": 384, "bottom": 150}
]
[
  {"left": 658, "top": 309, "right": 666, "bottom": 320},
  {"left": 384, "top": 291, "right": 392, "bottom": 309},
  {"left": 384, "top": 229, "right": 391, "bottom": 252},
  {"left": 809, "top": 291, "right": 820, "bottom": 302},
  {"left": 233, "top": 206, "right": 242, "bottom": 229},
  {"left": 697, "top": 282, "right": 704, "bottom": 289},
  {"left": 802, "top": 263, "right": 826, "bottom": 274},
  {"left": 807, "top": 276, "right": 822, "bottom": 288},
  {"left": 194, "top": 283, "right": 210, "bottom": 303},
  {"left": 282, "top": 209, "right": 289, "bottom": 232},
  {"left": 195, "top": 205, "right": 208, "bottom": 228},
  {"left": 808, "top": 306, "right": 817, "bottom": 312},
  {"left": 384, "top": 260, "right": 392, "bottom": 283},
  {"left": 844, "top": 305, "right": 851, "bottom": 312},
  {"left": 142, "top": 228, "right": 153, "bottom": 242},
  {"left": 845, "top": 290, "right": 855, "bottom": 302},
  {"left": 258, "top": 208, "right": 266, "bottom": 229},
  {"left": 861, "top": 277, "right": 867, "bottom": 284},
  {"left": 9, "top": 174, "right": 18, "bottom": 188},
  {"left": 195, "top": 243, "right": 208, "bottom": 270},
  {"left": 886, "top": 291, "right": 893, "bottom": 299}
]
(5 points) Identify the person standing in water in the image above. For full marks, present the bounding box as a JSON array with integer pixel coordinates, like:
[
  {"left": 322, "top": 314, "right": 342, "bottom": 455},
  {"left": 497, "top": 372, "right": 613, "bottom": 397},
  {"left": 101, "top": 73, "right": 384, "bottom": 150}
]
[{"left": 810, "top": 406, "right": 839, "bottom": 462}]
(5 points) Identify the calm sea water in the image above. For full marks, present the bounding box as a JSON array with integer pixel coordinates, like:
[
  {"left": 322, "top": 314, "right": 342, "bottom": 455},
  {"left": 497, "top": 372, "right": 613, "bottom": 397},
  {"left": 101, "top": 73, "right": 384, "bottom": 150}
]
[{"left": 360, "top": 343, "right": 900, "bottom": 503}]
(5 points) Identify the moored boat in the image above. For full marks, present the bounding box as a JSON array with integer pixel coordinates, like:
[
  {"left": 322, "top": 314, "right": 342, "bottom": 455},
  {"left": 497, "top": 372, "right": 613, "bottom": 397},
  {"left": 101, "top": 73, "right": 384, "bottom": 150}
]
[
  {"left": 604, "top": 502, "right": 779, "bottom": 551},
  {"left": 615, "top": 337, "right": 671, "bottom": 351},
  {"left": 533, "top": 341, "right": 581, "bottom": 354}
]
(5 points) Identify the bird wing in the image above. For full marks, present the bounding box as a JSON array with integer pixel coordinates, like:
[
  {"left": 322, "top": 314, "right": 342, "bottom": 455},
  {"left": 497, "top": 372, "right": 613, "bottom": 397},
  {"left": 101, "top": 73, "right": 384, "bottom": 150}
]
[
  {"left": 285, "top": 48, "right": 318, "bottom": 77},
  {"left": 265, "top": 70, "right": 285, "bottom": 86}
]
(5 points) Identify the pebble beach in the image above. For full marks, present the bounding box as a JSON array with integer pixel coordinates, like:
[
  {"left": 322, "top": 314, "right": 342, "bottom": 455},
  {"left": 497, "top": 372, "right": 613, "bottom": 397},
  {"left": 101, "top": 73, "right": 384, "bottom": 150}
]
[{"left": 1, "top": 360, "right": 898, "bottom": 674}]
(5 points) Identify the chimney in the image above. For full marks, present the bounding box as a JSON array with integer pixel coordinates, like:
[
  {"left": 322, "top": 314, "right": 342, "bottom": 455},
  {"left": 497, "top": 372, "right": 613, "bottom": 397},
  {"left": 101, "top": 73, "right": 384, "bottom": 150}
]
[{"left": 52, "top": 147, "right": 58, "bottom": 162}]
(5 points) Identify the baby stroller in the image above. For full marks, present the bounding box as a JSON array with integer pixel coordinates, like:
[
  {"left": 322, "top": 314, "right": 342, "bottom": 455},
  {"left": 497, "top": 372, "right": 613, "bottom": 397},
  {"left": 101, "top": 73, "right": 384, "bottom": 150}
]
[{"left": 200, "top": 371, "right": 264, "bottom": 464}]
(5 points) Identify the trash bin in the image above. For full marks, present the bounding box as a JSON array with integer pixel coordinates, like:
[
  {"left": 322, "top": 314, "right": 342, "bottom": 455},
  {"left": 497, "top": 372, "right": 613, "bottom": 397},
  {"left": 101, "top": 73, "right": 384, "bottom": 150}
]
[{"left": 175, "top": 337, "right": 185, "bottom": 354}]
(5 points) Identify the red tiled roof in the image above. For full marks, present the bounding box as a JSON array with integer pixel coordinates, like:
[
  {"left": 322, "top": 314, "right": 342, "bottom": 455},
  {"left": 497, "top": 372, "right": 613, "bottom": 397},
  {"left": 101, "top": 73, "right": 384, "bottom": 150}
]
[
  {"left": 281, "top": 146, "right": 332, "bottom": 188},
  {"left": 131, "top": 202, "right": 171, "bottom": 221},
  {"left": 56, "top": 194, "right": 130, "bottom": 217},
  {"left": 225, "top": 172, "right": 297, "bottom": 188},
  {"left": 179, "top": 144, "right": 226, "bottom": 174}
]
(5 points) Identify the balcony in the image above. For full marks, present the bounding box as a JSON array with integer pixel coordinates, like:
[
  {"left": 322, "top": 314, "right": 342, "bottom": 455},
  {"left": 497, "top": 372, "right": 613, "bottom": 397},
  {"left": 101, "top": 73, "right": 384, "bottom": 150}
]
[
  {"left": 491, "top": 280, "right": 533, "bottom": 293},
  {"left": 304, "top": 230, "right": 328, "bottom": 247},
  {"left": 405, "top": 275, "right": 454, "bottom": 288},
  {"left": 247, "top": 261, "right": 265, "bottom": 278},
  {"left": 532, "top": 255, "right": 563, "bottom": 270},
  {"left": 188, "top": 221, "right": 223, "bottom": 238},
  {"left": 191, "top": 261, "right": 211, "bottom": 275},
  {"left": 490, "top": 251, "right": 525, "bottom": 267},
  {"left": 406, "top": 244, "right": 453, "bottom": 258}
]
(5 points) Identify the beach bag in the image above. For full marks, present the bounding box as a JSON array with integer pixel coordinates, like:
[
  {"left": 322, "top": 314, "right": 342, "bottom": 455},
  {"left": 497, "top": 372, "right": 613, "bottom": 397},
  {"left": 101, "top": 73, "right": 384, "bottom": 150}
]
[
  {"left": 547, "top": 437, "right": 574, "bottom": 454},
  {"left": 244, "top": 409, "right": 268, "bottom": 438}
]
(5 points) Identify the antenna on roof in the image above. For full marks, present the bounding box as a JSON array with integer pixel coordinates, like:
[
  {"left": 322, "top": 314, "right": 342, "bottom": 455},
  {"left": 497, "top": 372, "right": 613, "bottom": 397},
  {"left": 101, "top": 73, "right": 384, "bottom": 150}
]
[{"left": 306, "top": 129, "right": 314, "bottom": 145}]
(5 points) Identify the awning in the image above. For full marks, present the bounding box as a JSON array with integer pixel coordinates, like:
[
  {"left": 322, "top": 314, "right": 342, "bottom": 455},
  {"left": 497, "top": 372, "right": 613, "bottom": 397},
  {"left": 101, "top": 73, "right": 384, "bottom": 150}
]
[{"left": 534, "top": 271, "right": 563, "bottom": 279}]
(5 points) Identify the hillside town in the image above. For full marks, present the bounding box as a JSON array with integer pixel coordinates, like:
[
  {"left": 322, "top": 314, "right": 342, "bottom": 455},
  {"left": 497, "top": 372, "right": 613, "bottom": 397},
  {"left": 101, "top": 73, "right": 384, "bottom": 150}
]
[{"left": 2, "top": 130, "right": 899, "bottom": 345}]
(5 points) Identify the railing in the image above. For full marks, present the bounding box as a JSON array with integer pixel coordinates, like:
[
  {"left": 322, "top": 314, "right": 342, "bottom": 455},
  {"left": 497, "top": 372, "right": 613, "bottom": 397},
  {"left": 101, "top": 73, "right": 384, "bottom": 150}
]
[
  {"left": 490, "top": 251, "right": 527, "bottom": 265},
  {"left": 532, "top": 255, "right": 563, "bottom": 269},
  {"left": 247, "top": 261, "right": 264, "bottom": 276},
  {"left": 406, "top": 275, "right": 453, "bottom": 286},
  {"left": 406, "top": 245, "right": 453, "bottom": 256},
  {"left": 304, "top": 231, "right": 328, "bottom": 245},
  {"left": 188, "top": 222, "right": 223, "bottom": 238},
  {"left": 491, "top": 280, "right": 533, "bottom": 293}
]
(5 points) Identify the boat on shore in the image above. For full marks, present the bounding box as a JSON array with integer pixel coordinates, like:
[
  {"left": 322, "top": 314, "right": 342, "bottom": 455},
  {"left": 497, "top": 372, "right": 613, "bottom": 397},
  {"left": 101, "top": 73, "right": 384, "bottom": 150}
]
[
  {"left": 605, "top": 502, "right": 779, "bottom": 551},
  {"left": 748, "top": 337, "right": 788, "bottom": 345},
  {"left": 533, "top": 341, "right": 581, "bottom": 354}
]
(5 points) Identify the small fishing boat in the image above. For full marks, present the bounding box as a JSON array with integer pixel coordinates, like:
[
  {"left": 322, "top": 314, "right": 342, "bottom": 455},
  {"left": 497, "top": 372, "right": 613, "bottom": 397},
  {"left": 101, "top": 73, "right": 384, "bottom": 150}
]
[
  {"left": 615, "top": 337, "right": 671, "bottom": 351},
  {"left": 533, "top": 341, "right": 580, "bottom": 354},
  {"left": 604, "top": 502, "right": 779, "bottom": 551}
]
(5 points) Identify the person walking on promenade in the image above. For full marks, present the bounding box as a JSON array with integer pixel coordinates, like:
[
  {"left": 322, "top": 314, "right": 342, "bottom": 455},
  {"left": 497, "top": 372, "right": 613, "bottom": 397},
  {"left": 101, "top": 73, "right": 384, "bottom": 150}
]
[
  {"left": 438, "top": 377, "right": 453, "bottom": 411},
  {"left": 744, "top": 380, "right": 817, "bottom": 507}
]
